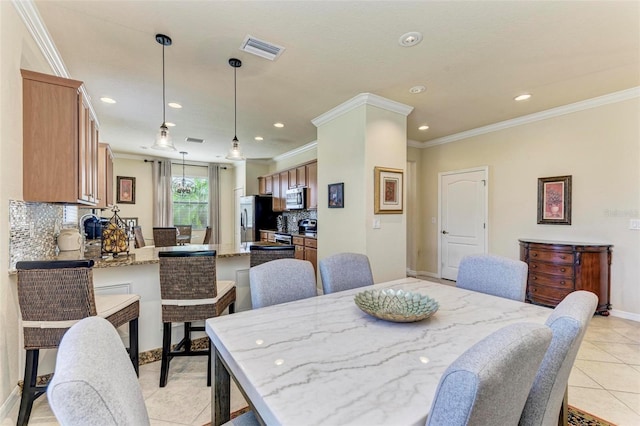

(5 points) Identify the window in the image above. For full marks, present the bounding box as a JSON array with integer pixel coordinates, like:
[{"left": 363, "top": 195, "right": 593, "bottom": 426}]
[{"left": 172, "top": 164, "right": 209, "bottom": 229}]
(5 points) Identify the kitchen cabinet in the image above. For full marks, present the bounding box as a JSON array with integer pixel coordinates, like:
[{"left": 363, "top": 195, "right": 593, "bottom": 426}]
[
  {"left": 258, "top": 177, "right": 267, "bottom": 195},
  {"left": 260, "top": 231, "right": 275, "bottom": 242},
  {"left": 306, "top": 161, "right": 318, "bottom": 209},
  {"left": 289, "top": 165, "right": 307, "bottom": 189},
  {"left": 96, "top": 143, "right": 114, "bottom": 209},
  {"left": 293, "top": 236, "right": 305, "bottom": 260},
  {"left": 293, "top": 235, "right": 317, "bottom": 273},
  {"left": 265, "top": 176, "right": 273, "bottom": 194},
  {"left": 519, "top": 239, "right": 612, "bottom": 315},
  {"left": 272, "top": 173, "right": 282, "bottom": 211},
  {"left": 279, "top": 171, "right": 289, "bottom": 210},
  {"left": 21, "top": 69, "right": 99, "bottom": 205}
]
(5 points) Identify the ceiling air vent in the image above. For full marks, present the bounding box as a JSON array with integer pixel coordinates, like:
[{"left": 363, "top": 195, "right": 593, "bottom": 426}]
[
  {"left": 185, "top": 137, "right": 204, "bottom": 144},
  {"left": 240, "top": 35, "right": 285, "bottom": 61}
]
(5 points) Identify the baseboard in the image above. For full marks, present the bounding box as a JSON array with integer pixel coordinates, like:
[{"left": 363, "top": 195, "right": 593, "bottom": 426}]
[
  {"left": 406, "top": 269, "right": 439, "bottom": 279},
  {"left": 609, "top": 309, "right": 640, "bottom": 322},
  {"left": 0, "top": 386, "right": 20, "bottom": 423}
]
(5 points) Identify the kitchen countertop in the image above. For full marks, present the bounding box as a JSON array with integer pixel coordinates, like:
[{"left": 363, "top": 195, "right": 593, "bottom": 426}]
[
  {"left": 9, "top": 242, "right": 290, "bottom": 273},
  {"left": 261, "top": 230, "right": 317, "bottom": 239}
]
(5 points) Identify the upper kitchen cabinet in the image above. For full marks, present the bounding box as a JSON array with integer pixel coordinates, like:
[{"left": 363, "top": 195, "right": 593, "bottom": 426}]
[
  {"left": 288, "top": 165, "right": 307, "bottom": 189},
  {"left": 306, "top": 161, "right": 318, "bottom": 210},
  {"left": 95, "top": 143, "right": 114, "bottom": 209},
  {"left": 21, "top": 69, "right": 99, "bottom": 205}
]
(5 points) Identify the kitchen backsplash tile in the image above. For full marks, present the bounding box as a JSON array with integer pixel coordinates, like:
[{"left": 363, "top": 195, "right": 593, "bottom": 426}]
[
  {"left": 282, "top": 210, "right": 317, "bottom": 233},
  {"left": 8, "top": 200, "right": 77, "bottom": 269}
]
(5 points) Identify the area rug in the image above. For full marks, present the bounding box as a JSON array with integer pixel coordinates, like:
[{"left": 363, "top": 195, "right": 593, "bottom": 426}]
[{"left": 204, "top": 405, "right": 615, "bottom": 426}]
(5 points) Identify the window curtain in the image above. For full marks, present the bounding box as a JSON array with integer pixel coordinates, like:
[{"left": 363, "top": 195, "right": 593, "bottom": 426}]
[
  {"left": 152, "top": 160, "right": 173, "bottom": 227},
  {"left": 208, "top": 164, "right": 221, "bottom": 244}
]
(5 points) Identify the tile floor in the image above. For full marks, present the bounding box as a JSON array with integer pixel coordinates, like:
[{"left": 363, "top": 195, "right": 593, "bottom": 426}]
[{"left": 4, "top": 314, "right": 640, "bottom": 425}]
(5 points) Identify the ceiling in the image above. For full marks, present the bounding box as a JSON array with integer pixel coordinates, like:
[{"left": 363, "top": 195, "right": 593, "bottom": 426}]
[{"left": 32, "top": 1, "right": 640, "bottom": 164}]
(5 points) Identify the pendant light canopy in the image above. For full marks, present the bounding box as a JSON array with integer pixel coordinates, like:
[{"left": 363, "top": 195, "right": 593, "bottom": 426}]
[
  {"left": 173, "top": 151, "right": 194, "bottom": 196},
  {"left": 151, "top": 34, "right": 176, "bottom": 151},
  {"left": 226, "top": 58, "right": 245, "bottom": 161}
]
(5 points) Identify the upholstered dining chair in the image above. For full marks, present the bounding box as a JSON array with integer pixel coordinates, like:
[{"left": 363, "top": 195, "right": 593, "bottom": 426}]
[
  {"left": 158, "top": 249, "right": 236, "bottom": 387},
  {"left": 426, "top": 322, "right": 552, "bottom": 426},
  {"left": 47, "top": 317, "right": 150, "bottom": 426},
  {"left": 153, "top": 227, "right": 177, "bottom": 247},
  {"left": 203, "top": 226, "right": 213, "bottom": 244},
  {"left": 133, "top": 225, "right": 146, "bottom": 248},
  {"left": 15, "top": 260, "right": 140, "bottom": 426},
  {"left": 520, "top": 291, "right": 598, "bottom": 426},
  {"left": 319, "top": 252, "right": 374, "bottom": 294},
  {"left": 249, "top": 244, "right": 295, "bottom": 267},
  {"left": 456, "top": 254, "right": 528, "bottom": 301},
  {"left": 249, "top": 258, "right": 317, "bottom": 309}
]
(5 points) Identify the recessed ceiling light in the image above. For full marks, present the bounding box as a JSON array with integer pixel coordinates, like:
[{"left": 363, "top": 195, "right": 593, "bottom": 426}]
[
  {"left": 399, "top": 31, "right": 423, "bottom": 47},
  {"left": 165, "top": 122, "right": 176, "bottom": 127},
  {"left": 255, "top": 136, "right": 264, "bottom": 141},
  {"left": 273, "top": 122, "right": 284, "bottom": 128},
  {"left": 100, "top": 97, "right": 116, "bottom": 104},
  {"left": 168, "top": 102, "right": 182, "bottom": 109},
  {"left": 514, "top": 94, "right": 532, "bottom": 101},
  {"left": 418, "top": 125, "right": 429, "bottom": 131},
  {"left": 409, "top": 85, "right": 426, "bottom": 94}
]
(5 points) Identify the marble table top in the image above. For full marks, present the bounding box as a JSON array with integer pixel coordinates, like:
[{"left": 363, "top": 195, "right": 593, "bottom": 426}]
[{"left": 206, "top": 277, "right": 552, "bottom": 426}]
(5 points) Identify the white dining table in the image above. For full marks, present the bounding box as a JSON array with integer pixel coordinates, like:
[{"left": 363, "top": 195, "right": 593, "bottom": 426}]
[{"left": 206, "top": 277, "right": 552, "bottom": 426}]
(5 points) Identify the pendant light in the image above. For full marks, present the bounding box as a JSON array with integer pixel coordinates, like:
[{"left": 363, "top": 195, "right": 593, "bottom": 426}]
[
  {"left": 173, "top": 151, "right": 194, "bottom": 195},
  {"left": 226, "top": 58, "right": 245, "bottom": 161},
  {"left": 151, "top": 34, "right": 176, "bottom": 151}
]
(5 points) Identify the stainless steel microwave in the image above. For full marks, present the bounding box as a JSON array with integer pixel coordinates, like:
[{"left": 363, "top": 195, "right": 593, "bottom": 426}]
[{"left": 286, "top": 187, "right": 307, "bottom": 210}]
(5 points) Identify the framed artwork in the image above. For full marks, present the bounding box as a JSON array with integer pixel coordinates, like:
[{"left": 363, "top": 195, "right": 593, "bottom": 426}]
[
  {"left": 537, "top": 175, "right": 572, "bottom": 225},
  {"left": 328, "top": 182, "right": 344, "bottom": 208},
  {"left": 116, "top": 176, "right": 136, "bottom": 204},
  {"left": 374, "top": 166, "right": 403, "bottom": 214},
  {"left": 120, "top": 217, "right": 138, "bottom": 234}
]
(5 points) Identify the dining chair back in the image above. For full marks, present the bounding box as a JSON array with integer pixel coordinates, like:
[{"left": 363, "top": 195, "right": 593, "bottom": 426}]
[
  {"left": 47, "top": 317, "right": 150, "bottom": 425},
  {"left": 158, "top": 249, "right": 236, "bottom": 387},
  {"left": 426, "top": 322, "right": 552, "bottom": 426},
  {"left": 133, "top": 226, "right": 146, "bottom": 248},
  {"left": 153, "top": 227, "right": 177, "bottom": 247},
  {"left": 456, "top": 254, "right": 528, "bottom": 301},
  {"left": 176, "top": 225, "right": 192, "bottom": 244},
  {"left": 249, "top": 244, "right": 295, "bottom": 267},
  {"left": 203, "top": 226, "right": 213, "bottom": 244},
  {"left": 520, "top": 291, "right": 598, "bottom": 426},
  {"left": 319, "top": 252, "right": 374, "bottom": 294},
  {"left": 249, "top": 258, "right": 317, "bottom": 309},
  {"left": 15, "top": 260, "right": 140, "bottom": 425}
]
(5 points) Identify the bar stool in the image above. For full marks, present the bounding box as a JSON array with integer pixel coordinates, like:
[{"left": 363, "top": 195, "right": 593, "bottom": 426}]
[
  {"left": 158, "top": 249, "right": 236, "bottom": 387},
  {"left": 133, "top": 226, "right": 146, "bottom": 248},
  {"left": 153, "top": 227, "right": 177, "bottom": 247},
  {"left": 249, "top": 244, "right": 295, "bottom": 267},
  {"left": 15, "top": 260, "right": 140, "bottom": 426}
]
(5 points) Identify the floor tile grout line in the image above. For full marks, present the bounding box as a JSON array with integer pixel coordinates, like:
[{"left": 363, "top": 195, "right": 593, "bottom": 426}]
[{"left": 605, "top": 388, "right": 640, "bottom": 417}]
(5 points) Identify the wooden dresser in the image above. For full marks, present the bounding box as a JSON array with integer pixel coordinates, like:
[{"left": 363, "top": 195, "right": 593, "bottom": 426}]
[{"left": 519, "top": 239, "right": 612, "bottom": 315}]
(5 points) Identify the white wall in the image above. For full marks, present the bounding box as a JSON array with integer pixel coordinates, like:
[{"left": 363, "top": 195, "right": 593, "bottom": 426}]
[
  {"left": 415, "top": 97, "right": 640, "bottom": 317},
  {"left": 0, "top": 1, "right": 55, "bottom": 411},
  {"left": 112, "top": 157, "right": 154, "bottom": 243}
]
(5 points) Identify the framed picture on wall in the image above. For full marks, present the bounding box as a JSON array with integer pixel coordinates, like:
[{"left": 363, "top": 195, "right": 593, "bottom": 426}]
[
  {"left": 537, "top": 175, "right": 572, "bottom": 225},
  {"left": 328, "top": 182, "right": 344, "bottom": 208},
  {"left": 116, "top": 176, "right": 136, "bottom": 204},
  {"left": 374, "top": 166, "right": 403, "bottom": 214}
]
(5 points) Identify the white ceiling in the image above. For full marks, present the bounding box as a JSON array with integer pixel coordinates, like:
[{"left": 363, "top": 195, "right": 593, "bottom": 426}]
[{"left": 32, "top": 1, "right": 640, "bottom": 164}]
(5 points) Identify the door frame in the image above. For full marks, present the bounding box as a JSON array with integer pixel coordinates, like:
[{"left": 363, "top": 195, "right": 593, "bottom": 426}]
[{"left": 437, "top": 166, "right": 489, "bottom": 279}]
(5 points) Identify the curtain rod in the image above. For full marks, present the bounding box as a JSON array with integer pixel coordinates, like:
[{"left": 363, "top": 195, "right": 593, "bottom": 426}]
[{"left": 143, "top": 159, "right": 228, "bottom": 169}]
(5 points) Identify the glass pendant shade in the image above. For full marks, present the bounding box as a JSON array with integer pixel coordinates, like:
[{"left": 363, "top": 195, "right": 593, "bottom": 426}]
[
  {"left": 173, "top": 151, "right": 194, "bottom": 195},
  {"left": 226, "top": 137, "right": 245, "bottom": 160},
  {"left": 152, "top": 123, "right": 176, "bottom": 151}
]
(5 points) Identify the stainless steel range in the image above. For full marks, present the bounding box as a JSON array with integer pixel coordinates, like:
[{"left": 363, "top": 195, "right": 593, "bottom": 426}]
[{"left": 274, "top": 233, "right": 293, "bottom": 244}]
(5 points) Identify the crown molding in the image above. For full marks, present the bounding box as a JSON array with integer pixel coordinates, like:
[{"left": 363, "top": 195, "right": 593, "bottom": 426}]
[
  {"left": 273, "top": 140, "right": 318, "bottom": 162},
  {"left": 13, "top": 0, "right": 100, "bottom": 127},
  {"left": 420, "top": 87, "right": 640, "bottom": 148},
  {"left": 407, "top": 139, "right": 423, "bottom": 148},
  {"left": 312, "top": 93, "right": 413, "bottom": 127}
]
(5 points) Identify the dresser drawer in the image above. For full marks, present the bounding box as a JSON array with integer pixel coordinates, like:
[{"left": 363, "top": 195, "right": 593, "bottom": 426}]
[
  {"left": 527, "top": 284, "right": 572, "bottom": 307},
  {"left": 528, "top": 249, "right": 574, "bottom": 264},
  {"left": 529, "top": 272, "right": 574, "bottom": 290},
  {"left": 528, "top": 261, "right": 573, "bottom": 278}
]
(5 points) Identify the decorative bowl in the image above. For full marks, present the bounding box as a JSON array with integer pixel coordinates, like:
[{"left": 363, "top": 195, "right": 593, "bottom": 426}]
[{"left": 354, "top": 288, "right": 439, "bottom": 323}]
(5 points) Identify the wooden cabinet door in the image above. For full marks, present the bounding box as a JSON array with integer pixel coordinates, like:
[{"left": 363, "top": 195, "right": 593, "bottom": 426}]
[
  {"left": 288, "top": 169, "right": 297, "bottom": 189},
  {"left": 265, "top": 175, "right": 273, "bottom": 194},
  {"left": 280, "top": 171, "right": 289, "bottom": 209},
  {"left": 296, "top": 165, "right": 307, "bottom": 187},
  {"left": 258, "top": 177, "right": 267, "bottom": 195},
  {"left": 96, "top": 143, "right": 113, "bottom": 209},
  {"left": 272, "top": 173, "right": 282, "bottom": 211},
  {"left": 306, "top": 161, "right": 318, "bottom": 209},
  {"left": 305, "top": 247, "right": 317, "bottom": 273}
]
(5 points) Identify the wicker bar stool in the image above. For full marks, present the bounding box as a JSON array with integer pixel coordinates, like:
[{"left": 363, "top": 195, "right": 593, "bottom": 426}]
[
  {"left": 158, "top": 249, "right": 236, "bottom": 387},
  {"left": 153, "top": 227, "right": 177, "bottom": 247},
  {"left": 249, "top": 244, "right": 295, "bottom": 267},
  {"left": 133, "top": 226, "right": 146, "bottom": 248},
  {"left": 15, "top": 260, "right": 140, "bottom": 426},
  {"left": 175, "top": 225, "right": 192, "bottom": 244}
]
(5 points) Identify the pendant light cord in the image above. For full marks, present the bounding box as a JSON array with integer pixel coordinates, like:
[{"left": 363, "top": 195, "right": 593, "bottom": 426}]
[
  {"left": 162, "top": 44, "right": 166, "bottom": 126},
  {"left": 234, "top": 64, "right": 237, "bottom": 139}
]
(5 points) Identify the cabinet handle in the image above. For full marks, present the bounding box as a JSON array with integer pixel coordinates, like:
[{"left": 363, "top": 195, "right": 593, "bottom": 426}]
[
  {"left": 532, "top": 253, "right": 538, "bottom": 257},
  {"left": 532, "top": 264, "right": 537, "bottom": 269},
  {"left": 533, "top": 288, "right": 537, "bottom": 292},
  {"left": 560, "top": 281, "right": 565, "bottom": 285},
  {"left": 560, "top": 268, "right": 566, "bottom": 272},
  {"left": 560, "top": 255, "right": 566, "bottom": 259},
  {"left": 532, "top": 276, "right": 537, "bottom": 280}
]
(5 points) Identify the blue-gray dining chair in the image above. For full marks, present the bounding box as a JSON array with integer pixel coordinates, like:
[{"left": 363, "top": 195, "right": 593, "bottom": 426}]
[
  {"left": 249, "top": 258, "right": 316, "bottom": 309},
  {"left": 456, "top": 254, "right": 528, "bottom": 301},
  {"left": 319, "top": 252, "right": 374, "bottom": 294},
  {"left": 519, "top": 290, "right": 598, "bottom": 426},
  {"left": 426, "top": 322, "right": 552, "bottom": 426}
]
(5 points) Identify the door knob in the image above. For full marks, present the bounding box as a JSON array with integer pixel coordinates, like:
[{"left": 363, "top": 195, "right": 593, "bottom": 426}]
[{"left": 442, "top": 230, "right": 449, "bottom": 234}]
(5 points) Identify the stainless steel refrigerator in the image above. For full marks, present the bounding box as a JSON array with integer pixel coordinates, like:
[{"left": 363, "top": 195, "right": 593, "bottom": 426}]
[{"left": 239, "top": 195, "right": 277, "bottom": 244}]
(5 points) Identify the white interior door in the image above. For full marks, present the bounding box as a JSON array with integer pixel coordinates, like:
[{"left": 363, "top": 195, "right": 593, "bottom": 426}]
[{"left": 439, "top": 167, "right": 488, "bottom": 280}]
